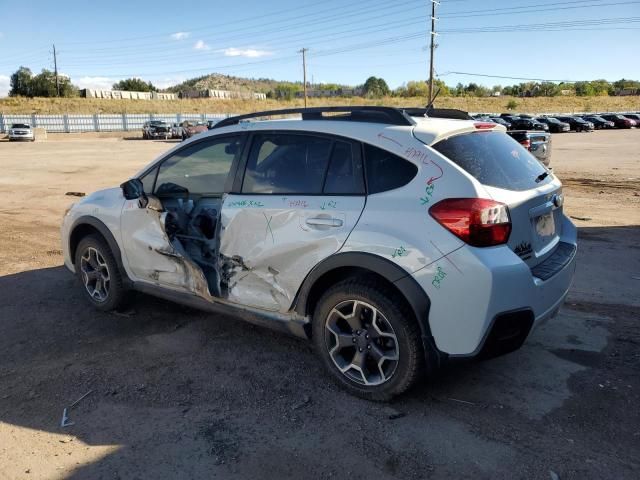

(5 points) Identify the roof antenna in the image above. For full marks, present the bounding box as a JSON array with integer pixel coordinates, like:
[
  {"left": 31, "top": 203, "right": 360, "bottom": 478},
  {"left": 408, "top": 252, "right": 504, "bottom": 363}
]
[{"left": 426, "top": 86, "right": 441, "bottom": 113}]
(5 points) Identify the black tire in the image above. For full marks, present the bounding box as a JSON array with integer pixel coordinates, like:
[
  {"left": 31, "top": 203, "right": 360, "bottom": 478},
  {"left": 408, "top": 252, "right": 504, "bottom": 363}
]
[
  {"left": 312, "top": 278, "right": 424, "bottom": 401},
  {"left": 74, "top": 234, "right": 127, "bottom": 311}
]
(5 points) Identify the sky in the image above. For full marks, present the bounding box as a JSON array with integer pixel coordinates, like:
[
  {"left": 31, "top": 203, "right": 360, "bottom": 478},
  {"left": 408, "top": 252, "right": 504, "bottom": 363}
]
[{"left": 0, "top": 0, "right": 639, "bottom": 96}]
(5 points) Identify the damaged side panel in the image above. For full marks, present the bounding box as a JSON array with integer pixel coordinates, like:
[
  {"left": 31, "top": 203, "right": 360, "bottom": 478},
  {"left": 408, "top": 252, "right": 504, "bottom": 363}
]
[
  {"left": 121, "top": 193, "right": 364, "bottom": 316},
  {"left": 218, "top": 195, "right": 366, "bottom": 313},
  {"left": 220, "top": 208, "right": 341, "bottom": 311},
  {"left": 120, "top": 196, "right": 221, "bottom": 299}
]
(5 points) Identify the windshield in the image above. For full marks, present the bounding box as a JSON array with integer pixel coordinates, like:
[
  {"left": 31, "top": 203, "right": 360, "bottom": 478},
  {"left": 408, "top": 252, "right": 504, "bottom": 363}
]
[
  {"left": 11, "top": 124, "right": 30, "bottom": 129},
  {"left": 432, "top": 131, "right": 551, "bottom": 191}
]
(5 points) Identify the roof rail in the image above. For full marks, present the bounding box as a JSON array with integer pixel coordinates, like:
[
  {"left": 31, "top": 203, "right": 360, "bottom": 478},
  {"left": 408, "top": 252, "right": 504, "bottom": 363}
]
[{"left": 212, "top": 106, "right": 416, "bottom": 129}]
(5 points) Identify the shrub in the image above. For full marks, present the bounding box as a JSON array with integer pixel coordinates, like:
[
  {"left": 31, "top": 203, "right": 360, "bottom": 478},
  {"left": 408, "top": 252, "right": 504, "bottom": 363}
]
[{"left": 506, "top": 99, "right": 518, "bottom": 110}]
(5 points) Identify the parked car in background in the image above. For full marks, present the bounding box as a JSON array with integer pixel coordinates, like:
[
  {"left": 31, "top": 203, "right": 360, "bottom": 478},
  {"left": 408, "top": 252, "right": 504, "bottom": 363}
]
[
  {"left": 554, "top": 116, "right": 594, "bottom": 132},
  {"left": 60, "top": 106, "right": 576, "bottom": 400},
  {"left": 535, "top": 117, "right": 570, "bottom": 133},
  {"left": 600, "top": 113, "right": 636, "bottom": 129},
  {"left": 507, "top": 130, "right": 552, "bottom": 166},
  {"left": 509, "top": 117, "right": 549, "bottom": 132},
  {"left": 142, "top": 121, "right": 171, "bottom": 140},
  {"left": 181, "top": 121, "right": 208, "bottom": 140},
  {"left": 171, "top": 123, "right": 184, "bottom": 139},
  {"left": 580, "top": 115, "right": 614, "bottom": 129},
  {"left": 500, "top": 115, "right": 521, "bottom": 125},
  {"left": 488, "top": 116, "right": 512, "bottom": 129},
  {"left": 622, "top": 113, "right": 640, "bottom": 125},
  {"left": 8, "top": 123, "right": 35, "bottom": 141}
]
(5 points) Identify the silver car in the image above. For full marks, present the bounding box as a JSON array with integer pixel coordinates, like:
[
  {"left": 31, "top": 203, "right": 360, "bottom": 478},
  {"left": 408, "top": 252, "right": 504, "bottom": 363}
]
[{"left": 8, "top": 123, "right": 34, "bottom": 141}]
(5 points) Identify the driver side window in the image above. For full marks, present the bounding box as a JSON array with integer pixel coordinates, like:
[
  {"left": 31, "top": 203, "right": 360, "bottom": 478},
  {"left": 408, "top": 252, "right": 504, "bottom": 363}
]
[{"left": 154, "top": 135, "right": 243, "bottom": 196}]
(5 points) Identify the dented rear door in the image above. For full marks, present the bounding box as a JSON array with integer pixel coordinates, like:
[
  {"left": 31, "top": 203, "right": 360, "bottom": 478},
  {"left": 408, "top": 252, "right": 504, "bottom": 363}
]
[{"left": 219, "top": 131, "right": 366, "bottom": 312}]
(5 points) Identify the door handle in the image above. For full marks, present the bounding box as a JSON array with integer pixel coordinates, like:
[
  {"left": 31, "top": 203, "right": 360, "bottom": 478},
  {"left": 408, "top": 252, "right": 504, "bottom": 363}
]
[{"left": 306, "top": 217, "right": 343, "bottom": 227}]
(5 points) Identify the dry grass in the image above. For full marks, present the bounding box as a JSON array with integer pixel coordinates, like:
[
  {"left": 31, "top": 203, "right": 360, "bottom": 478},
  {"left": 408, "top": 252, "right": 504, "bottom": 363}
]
[{"left": 1, "top": 95, "right": 638, "bottom": 115}]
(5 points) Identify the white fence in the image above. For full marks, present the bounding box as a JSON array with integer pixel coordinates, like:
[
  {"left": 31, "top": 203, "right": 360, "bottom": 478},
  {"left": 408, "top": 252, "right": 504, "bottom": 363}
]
[{"left": 0, "top": 113, "right": 232, "bottom": 133}]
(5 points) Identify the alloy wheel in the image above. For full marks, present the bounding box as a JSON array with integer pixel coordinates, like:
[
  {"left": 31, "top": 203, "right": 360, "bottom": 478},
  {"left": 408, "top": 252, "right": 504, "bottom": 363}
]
[
  {"left": 80, "top": 247, "right": 110, "bottom": 302},
  {"left": 324, "top": 300, "right": 399, "bottom": 386}
]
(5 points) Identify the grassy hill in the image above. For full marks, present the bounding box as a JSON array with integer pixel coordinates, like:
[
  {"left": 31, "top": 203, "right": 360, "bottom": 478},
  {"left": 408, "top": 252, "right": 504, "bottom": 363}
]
[
  {"left": 1, "top": 94, "right": 638, "bottom": 115},
  {"left": 164, "top": 74, "right": 302, "bottom": 94}
]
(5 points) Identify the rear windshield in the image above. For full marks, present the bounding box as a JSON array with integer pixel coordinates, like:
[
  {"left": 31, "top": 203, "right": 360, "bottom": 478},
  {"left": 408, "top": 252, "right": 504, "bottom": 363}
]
[
  {"left": 11, "top": 124, "right": 30, "bottom": 129},
  {"left": 432, "top": 131, "right": 551, "bottom": 191}
]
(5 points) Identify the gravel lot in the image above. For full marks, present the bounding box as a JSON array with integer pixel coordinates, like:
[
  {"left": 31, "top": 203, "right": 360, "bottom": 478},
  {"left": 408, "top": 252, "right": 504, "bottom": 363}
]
[{"left": 0, "top": 130, "right": 638, "bottom": 479}]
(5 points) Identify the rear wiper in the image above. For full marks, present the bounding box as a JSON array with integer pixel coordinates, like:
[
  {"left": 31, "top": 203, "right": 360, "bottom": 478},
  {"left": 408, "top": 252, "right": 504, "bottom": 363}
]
[{"left": 535, "top": 171, "right": 550, "bottom": 183}]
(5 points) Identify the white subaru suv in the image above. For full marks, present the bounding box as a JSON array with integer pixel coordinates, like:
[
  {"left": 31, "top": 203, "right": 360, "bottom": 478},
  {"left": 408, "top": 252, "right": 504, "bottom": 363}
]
[{"left": 61, "top": 106, "right": 577, "bottom": 400}]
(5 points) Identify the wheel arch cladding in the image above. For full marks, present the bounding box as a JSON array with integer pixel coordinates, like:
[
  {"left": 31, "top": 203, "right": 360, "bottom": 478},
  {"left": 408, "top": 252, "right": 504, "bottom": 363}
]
[
  {"left": 69, "top": 216, "right": 128, "bottom": 283},
  {"left": 294, "top": 252, "right": 444, "bottom": 369}
]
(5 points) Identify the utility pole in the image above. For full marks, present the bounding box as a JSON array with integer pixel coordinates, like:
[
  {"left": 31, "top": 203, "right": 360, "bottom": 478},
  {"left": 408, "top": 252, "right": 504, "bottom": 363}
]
[
  {"left": 428, "top": 1, "right": 439, "bottom": 104},
  {"left": 53, "top": 43, "right": 60, "bottom": 97},
  {"left": 299, "top": 48, "right": 308, "bottom": 107}
]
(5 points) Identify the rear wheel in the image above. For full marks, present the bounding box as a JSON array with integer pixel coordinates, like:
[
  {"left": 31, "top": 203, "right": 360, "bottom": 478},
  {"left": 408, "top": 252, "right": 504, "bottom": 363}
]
[
  {"left": 74, "top": 234, "right": 127, "bottom": 311},
  {"left": 312, "top": 279, "right": 424, "bottom": 401}
]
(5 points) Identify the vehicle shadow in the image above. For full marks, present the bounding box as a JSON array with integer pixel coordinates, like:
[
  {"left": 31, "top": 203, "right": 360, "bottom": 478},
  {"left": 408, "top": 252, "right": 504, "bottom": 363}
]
[{"left": 0, "top": 224, "right": 638, "bottom": 478}]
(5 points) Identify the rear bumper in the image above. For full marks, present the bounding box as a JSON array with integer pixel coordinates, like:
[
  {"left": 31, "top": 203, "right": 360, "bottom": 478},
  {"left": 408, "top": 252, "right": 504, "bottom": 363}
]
[{"left": 413, "top": 215, "right": 577, "bottom": 356}]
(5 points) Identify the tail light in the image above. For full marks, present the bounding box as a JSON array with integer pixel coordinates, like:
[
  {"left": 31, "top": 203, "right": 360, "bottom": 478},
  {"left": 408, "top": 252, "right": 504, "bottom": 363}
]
[
  {"left": 519, "top": 139, "right": 531, "bottom": 150},
  {"left": 429, "top": 198, "right": 512, "bottom": 247}
]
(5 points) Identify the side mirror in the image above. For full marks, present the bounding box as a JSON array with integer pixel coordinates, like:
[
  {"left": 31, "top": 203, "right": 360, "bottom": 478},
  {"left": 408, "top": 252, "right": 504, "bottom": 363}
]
[{"left": 121, "top": 178, "right": 144, "bottom": 200}]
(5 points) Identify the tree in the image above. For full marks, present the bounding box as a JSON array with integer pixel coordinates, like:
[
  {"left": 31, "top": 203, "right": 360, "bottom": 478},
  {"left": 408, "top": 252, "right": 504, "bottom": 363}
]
[
  {"left": 433, "top": 79, "right": 450, "bottom": 97},
  {"left": 362, "top": 76, "right": 390, "bottom": 98},
  {"left": 9, "top": 67, "right": 77, "bottom": 97},
  {"left": 463, "top": 82, "right": 489, "bottom": 97},
  {"left": 112, "top": 78, "right": 158, "bottom": 92},
  {"left": 574, "top": 81, "right": 595, "bottom": 97},
  {"left": 9, "top": 67, "right": 33, "bottom": 96},
  {"left": 271, "top": 83, "right": 302, "bottom": 100}
]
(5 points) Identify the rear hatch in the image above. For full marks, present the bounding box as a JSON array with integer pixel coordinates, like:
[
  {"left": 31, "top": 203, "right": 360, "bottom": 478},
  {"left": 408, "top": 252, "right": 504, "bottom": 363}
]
[{"left": 425, "top": 130, "right": 562, "bottom": 269}]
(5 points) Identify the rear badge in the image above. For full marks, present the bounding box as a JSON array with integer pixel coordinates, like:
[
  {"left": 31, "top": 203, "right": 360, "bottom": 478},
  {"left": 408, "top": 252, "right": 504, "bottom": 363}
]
[{"left": 514, "top": 242, "right": 533, "bottom": 260}]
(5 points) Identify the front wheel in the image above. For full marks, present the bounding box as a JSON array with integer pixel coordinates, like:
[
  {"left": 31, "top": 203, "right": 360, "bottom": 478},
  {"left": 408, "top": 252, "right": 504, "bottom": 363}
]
[
  {"left": 74, "top": 234, "right": 127, "bottom": 311},
  {"left": 312, "top": 279, "right": 424, "bottom": 401}
]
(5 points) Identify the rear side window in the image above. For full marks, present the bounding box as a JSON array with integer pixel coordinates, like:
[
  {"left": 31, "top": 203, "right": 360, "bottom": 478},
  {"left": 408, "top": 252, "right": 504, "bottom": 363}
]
[
  {"left": 364, "top": 144, "right": 418, "bottom": 194},
  {"left": 432, "top": 131, "right": 551, "bottom": 191},
  {"left": 243, "top": 133, "right": 332, "bottom": 194},
  {"left": 241, "top": 133, "right": 365, "bottom": 195}
]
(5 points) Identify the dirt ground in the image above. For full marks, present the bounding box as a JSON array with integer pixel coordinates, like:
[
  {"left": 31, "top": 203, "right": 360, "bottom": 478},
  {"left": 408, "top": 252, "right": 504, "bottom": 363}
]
[{"left": 0, "top": 130, "right": 638, "bottom": 479}]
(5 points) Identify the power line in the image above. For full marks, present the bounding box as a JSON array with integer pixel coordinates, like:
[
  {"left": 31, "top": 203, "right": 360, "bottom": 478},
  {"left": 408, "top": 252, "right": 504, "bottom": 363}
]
[
  {"left": 439, "top": 16, "right": 640, "bottom": 33},
  {"left": 440, "top": 0, "right": 614, "bottom": 15},
  {"left": 60, "top": 16, "right": 428, "bottom": 69},
  {"left": 440, "top": 71, "right": 584, "bottom": 83},
  {"left": 59, "top": 0, "right": 347, "bottom": 46},
  {"left": 61, "top": 0, "right": 421, "bottom": 53},
  {"left": 439, "top": 0, "right": 640, "bottom": 19}
]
